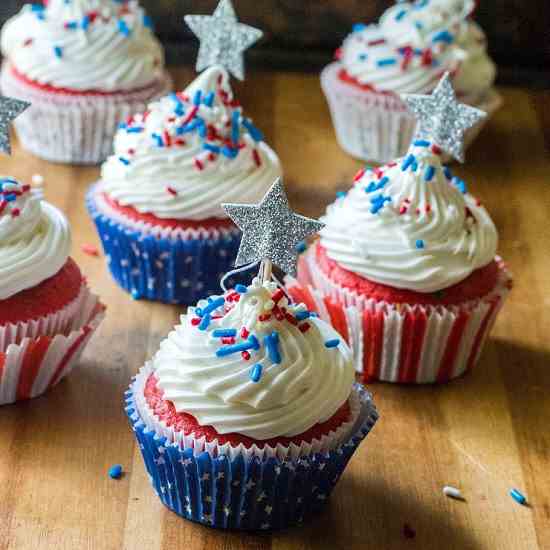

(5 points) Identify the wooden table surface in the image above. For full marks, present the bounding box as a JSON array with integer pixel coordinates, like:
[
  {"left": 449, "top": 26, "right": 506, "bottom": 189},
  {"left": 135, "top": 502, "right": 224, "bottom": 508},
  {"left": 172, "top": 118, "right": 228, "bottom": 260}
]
[{"left": 0, "top": 68, "right": 548, "bottom": 550}]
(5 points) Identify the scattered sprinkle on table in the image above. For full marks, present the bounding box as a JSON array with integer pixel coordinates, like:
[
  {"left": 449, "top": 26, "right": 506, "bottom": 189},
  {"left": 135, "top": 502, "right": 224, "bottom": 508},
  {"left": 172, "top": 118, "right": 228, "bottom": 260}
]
[
  {"left": 443, "top": 486, "right": 465, "bottom": 501},
  {"left": 31, "top": 174, "right": 44, "bottom": 186},
  {"left": 510, "top": 488, "right": 527, "bottom": 506},
  {"left": 82, "top": 244, "right": 100, "bottom": 257},
  {"left": 108, "top": 464, "right": 123, "bottom": 479}
]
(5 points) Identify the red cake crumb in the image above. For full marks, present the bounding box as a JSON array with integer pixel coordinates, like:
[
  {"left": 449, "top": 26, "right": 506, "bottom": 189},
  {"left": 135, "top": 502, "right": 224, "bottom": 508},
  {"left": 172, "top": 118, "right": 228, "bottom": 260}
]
[
  {"left": 101, "top": 192, "right": 238, "bottom": 231},
  {"left": 315, "top": 242, "right": 500, "bottom": 307},
  {"left": 0, "top": 258, "right": 83, "bottom": 326},
  {"left": 144, "top": 373, "right": 351, "bottom": 449}
]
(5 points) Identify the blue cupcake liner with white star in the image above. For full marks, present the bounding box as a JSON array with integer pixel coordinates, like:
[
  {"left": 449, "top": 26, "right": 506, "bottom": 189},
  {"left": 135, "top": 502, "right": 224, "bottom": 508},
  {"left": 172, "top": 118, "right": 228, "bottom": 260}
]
[
  {"left": 124, "top": 382, "right": 378, "bottom": 531},
  {"left": 86, "top": 187, "right": 242, "bottom": 305}
]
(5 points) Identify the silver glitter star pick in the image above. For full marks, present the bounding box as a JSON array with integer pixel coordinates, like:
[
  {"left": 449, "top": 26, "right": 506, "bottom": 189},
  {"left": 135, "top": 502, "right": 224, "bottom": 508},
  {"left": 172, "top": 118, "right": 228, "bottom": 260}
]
[
  {"left": 184, "top": 0, "right": 263, "bottom": 81},
  {"left": 222, "top": 178, "right": 324, "bottom": 276},
  {"left": 0, "top": 95, "right": 30, "bottom": 155},
  {"left": 402, "top": 72, "right": 486, "bottom": 162}
]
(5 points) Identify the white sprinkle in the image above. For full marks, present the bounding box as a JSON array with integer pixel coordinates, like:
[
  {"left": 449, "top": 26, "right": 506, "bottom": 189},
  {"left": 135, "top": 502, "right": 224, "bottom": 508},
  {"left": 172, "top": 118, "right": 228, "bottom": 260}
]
[
  {"left": 443, "top": 486, "right": 465, "bottom": 501},
  {"left": 32, "top": 174, "right": 44, "bottom": 186}
]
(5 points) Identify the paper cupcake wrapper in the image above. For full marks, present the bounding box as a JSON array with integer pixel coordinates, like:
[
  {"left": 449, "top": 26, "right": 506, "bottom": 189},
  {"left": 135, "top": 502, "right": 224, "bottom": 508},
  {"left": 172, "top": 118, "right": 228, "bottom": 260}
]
[
  {"left": 0, "top": 284, "right": 105, "bottom": 405},
  {"left": 0, "top": 64, "right": 172, "bottom": 165},
  {"left": 132, "top": 363, "right": 362, "bottom": 462},
  {"left": 86, "top": 185, "right": 242, "bottom": 305},
  {"left": 321, "top": 62, "right": 502, "bottom": 164},
  {"left": 125, "top": 379, "right": 378, "bottom": 530},
  {"left": 286, "top": 247, "right": 512, "bottom": 384}
]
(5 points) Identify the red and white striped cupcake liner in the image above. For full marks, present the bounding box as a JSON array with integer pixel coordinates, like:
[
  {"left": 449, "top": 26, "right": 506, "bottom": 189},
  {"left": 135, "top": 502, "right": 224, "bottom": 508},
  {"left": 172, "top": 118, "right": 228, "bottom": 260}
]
[
  {"left": 0, "top": 284, "right": 105, "bottom": 405},
  {"left": 286, "top": 248, "right": 512, "bottom": 384},
  {"left": 0, "top": 63, "right": 172, "bottom": 165}
]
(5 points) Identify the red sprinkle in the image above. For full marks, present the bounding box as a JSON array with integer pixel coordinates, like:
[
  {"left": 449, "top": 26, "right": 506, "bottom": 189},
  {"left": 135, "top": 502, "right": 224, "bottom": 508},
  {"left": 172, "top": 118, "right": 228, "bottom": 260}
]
[
  {"left": 222, "top": 337, "right": 236, "bottom": 345},
  {"left": 166, "top": 186, "right": 178, "bottom": 196},
  {"left": 240, "top": 327, "right": 249, "bottom": 338},
  {"left": 252, "top": 149, "right": 262, "bottom": 167},
  {"left": 399, "top": 205, "right": 408, "bottom": 215},
  {"left": 421, "top": 48, "right": 433, "bottom": 66},
  {"left": 182, "top": 105, "right": 199, "bottom": 125},
  {"left": 285, "top": 313, "right": 298, "bottom": 325},
  {"left": 208, "top": 153, "right": 216, "bottom": 162},
  {"left": 191, "top": 318, "right": 201, "bottom": 326},
  {"left": 81, "top": 243, "right": 100, "bottom": 257},
  {"left": 299, "top": 322, "right": 311, "bottom": 333},
  {"left": 426, "top": 204, "right": 432, "bottom": 213},
  {"left": 163, "top": 131, "right": 172, "bottom": 147},
  {"left": 368, "top": 38, "right": 386, "bottom": 46},
  {"left": 194, "top": 158, "right": 204, "bottom": 171},
  {"left": 334, "top": 47, "right": 343, "bottom": 60},
  {"left": 272, "top": 289, "right": 285, "bottom": 303},
  {"left": 258, "top": 314, "right": 272, "bottom": 322},
  {"left": 241, "top": 351, "right": 251, "bottom": 361},
  {"left": 11, "top": 208, "right": 20, "bottom": 218},
  {"left": 23, "top": 38, "right": 33, "bottom": 47},
  {"left": 431, "top": 144, "right": 442, "bottom": 155},
  {"left": 353, "top": 168, "right": 365, "bottom": 182}
]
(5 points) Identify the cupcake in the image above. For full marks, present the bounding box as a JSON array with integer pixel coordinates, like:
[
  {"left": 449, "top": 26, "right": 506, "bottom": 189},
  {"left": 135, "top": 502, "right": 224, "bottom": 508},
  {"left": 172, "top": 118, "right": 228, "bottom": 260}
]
[
  {"left": 86, "top": 65, "right": 282, "bottom": 305},
  {"left": 125, "top": 278, "right": 378, "bottom": 529},
  {"left": 287, "top": 141, "right": 512, "bottom": 384},
  {"left": 0, "top": 0, "right": 172, "bottom": 164},
  {"left": 322, "top": 0, "right": 500, "bottom": 163},
  {"left": 0, "top": 177, "right": 105, "bottom": 405}
]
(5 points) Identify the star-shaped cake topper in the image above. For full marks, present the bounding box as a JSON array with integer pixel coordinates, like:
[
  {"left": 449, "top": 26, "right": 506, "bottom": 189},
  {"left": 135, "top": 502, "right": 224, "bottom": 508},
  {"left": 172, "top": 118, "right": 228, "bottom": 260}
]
[
  {"left": 402, "top": 72, "right": 486, "bottom": 162},
  {"left": 222, "top": 178, "right": 324, "bottom": 276},
  {"left": 184, "top": 0, "right": 263, "bottom": 81},
  {"left": 0, "top": 95, "right": 30, "bottom": 155}
]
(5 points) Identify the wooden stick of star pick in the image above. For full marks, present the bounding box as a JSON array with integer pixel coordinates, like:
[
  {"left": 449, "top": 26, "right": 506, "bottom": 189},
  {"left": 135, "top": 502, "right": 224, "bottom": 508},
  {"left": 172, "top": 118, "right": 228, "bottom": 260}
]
[{"left": 260, "top": 259, "right": 273, "bottom": 284}]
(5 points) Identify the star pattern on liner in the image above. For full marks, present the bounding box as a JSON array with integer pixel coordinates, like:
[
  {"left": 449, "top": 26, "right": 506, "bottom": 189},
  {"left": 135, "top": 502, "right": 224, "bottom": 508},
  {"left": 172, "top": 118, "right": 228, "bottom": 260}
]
[
  {"left": 0, "top": 96, "right": 30, "bottom": 155},
  {"left": 184, "top": 0, "right": 263, "bottom": 81},
  {"left": 222, "top": 178, "right": 324, "bottom": 276},
  {"left": 402, "top": 72, "right": 486, "bottom": 162}
]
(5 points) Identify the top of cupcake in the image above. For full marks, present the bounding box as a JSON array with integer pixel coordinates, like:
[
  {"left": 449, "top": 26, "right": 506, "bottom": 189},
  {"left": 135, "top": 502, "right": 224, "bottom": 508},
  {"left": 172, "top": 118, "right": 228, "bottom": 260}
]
[
  {"left": 337, "top": 0, "right": 495, "bottom": 98},
  {"left": 152, "top": 278, "right": 355, "bottom": 440},
  {"left": 319, "top": 141, "right": 498, "bottom": 293},
  {"left": 1, "top": 0, "right": 165, "bottom": 92},
  {"left": 0, "top": 176, "right": 70, "bottom": 300},
  {"left": 101, "top": 66, "right": 282, "bottom": 220}
]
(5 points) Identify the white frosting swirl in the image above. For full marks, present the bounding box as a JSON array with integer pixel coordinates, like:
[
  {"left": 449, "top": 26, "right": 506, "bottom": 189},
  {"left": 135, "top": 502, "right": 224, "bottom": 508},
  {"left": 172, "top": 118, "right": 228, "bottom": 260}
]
[
  {"left": 0, "top": 177, "right": 71, "bottom": 300},
  {"left": 339, "top": 0, "right": 494, "bottom": 98},
  {"left": 1, "top": 0, "right": 165, "bottom": 91},
  {"left": 101, "top": 66, "right": 282, "bottom": 220},
  {"left": 320, "top": 143, "right": 498, "bottom": 293},
  {"left": 153, "top": 280, "right": 355, "bottom": 440}
]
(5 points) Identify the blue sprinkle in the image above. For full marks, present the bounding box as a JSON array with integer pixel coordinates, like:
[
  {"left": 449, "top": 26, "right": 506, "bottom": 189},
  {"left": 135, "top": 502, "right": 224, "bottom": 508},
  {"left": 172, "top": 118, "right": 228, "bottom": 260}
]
[
  {"left": 118, "top": 123, "right": 127, "bottom": 130},
  {"left": 221, "top": 146, "right": 239, "bottom": 159},
  {"left": 198, "top": 314, "right": 211, "bottom": 331},
  {"left": 250, "top": 364, "right": 263, "bottom": 383},
  {"left": 118, "top": 20, "right": 131, "bottom": 37},
  {"left": 151, "top": 133, "right": 164, "bottom": 147},
  {"left": 248, "top": 334, "right": 260, "bottom": 351},
  {"left": 65, "top": 21, "right": 78, "bottom": 29},
  {"left": 31, "top": 4, "right": 44, "bottom": 11},
  {"left": 444, "top": 166, "right": 453, "bottom": 180},
  {"left": 510, "top": 489, "right": 527, "bottom": 506},
  {"left": 193, "top": 90, "right": 202, "bottom": 106},
  {"left": 296, "top": 240, "right": 307, "bottom": 253},
  {"left": 352, "top": 23, "right": 366, "bottom": 32},
  {"left": 231, "top": 110, "right": 240, "bottom": 145},
  {"left": 4, "top": 194, "right": 17, "bottom": 202},
  {"left": 325, "top": 339, "right": 340, "bottom": 348},
  {"left": 336, "top": 191, "right": 347, "bottom": 198},
  {"left": 119, "top": 157, "right": 130, "bottom": 166},
  {"left": 411, "top": 160, "right": 418, "bottom": 172},
  {"left": 416, "top": 239, "right": 425, "bottom": 249},
  {"left": 358, "top": 53, "right": 368, "bottom": 61},
  {"left": 53, "top": 46, "right": 63, "bottom": 58},
  {"left": 235, "top": 284, "right": 248, "bottom": 294},
  {"left": 203, "top": 91, "right": 215, "bottom": 107},
  {"left": 395, "top": 9, "right": 407, "bottom": 20},
  {"left": 197, "top": 119, "right": 207, "bottom": 139},
  {"left": 370, "top": 196, "right": 391, "bottom": 214},
  {"left": 241, "top": 118, "right": 263, "bottom": 142},
  {"left": 212, "top": 329, "right": 237, "bottom": 338},
  {"left": 424, "top": 165, "right": 435, "bottom": 182},
  {"left": 377, "top": 58, "right": 397, "bottom": 67},
  {"left": 295, "top": 310, "right": 310, "bottom": 321},
  {"left": 432, "top": 30, "right": 454, "bottom": 44},
  {"left": 201, "top": 297, "right": 225, "bottom": 316},
  {"left": 265, "top": 332, "right": 281, "bottom": 364},
  {"left": 81, "top": 15, "right": 90, "bottom": 30},
  {"left": 413, "top": 139, "right": 430, "bottom": 147},
  {"left": 143, "top": 15, "right": 153, "bottom": 29},
  {"left": 203, "top": 143, "right": 221, "bottom": 154},
  {"left": 402, "top": 154, "right": 416, "bottom": 171},
  {"left": 216, "top": 340, "right": 256, "bottom": 357},
  {"left": 127, "top": 127, "right": 143, "bottom": 134},
  {"left": 108, "top": 465, "right": 123, "bottom": 479},
  {"left": 453, "top": 178, "right": 467, "bottom": 194}
]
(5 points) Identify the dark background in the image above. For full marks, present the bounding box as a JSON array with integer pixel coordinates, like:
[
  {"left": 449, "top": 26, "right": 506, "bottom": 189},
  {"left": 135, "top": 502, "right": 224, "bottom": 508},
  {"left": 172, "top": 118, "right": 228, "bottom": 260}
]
[{"left": 1, "top": 1, "right": 548, "bottom": 86}]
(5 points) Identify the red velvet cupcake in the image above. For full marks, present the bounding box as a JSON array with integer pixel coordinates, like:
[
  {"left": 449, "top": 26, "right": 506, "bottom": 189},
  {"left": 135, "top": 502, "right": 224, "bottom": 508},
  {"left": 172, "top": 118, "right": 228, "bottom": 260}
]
[
  {"left": 287, "top": 141, "right": 511, "bottom": 384},
  {"left": 0, "top": 177, "right": 105, "bottom": 404},
  {"left": 126, "top": 278, "right": 378, "bottom": 529}
]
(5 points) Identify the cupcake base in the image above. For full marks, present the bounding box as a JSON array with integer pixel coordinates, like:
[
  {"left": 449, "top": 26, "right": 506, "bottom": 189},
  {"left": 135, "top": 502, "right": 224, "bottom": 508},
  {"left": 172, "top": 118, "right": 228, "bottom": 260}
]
[
  {"left": 86, "top": 183, "right": 242, "bottom": 305},
  {"left": 0, "top": 283, "right": 105, "bottom": 405},
  {"left": 0, "top": 63, "right": 172, "bottom": 165},
  {"left": 286, "top": 245, "right": 512, "bottom": 384},
  {"left": 321, "top": 62, "right": 502, "bottom": 164},
  {"left": 125, "top": 370, "right": 378, "bottom": 530}
]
